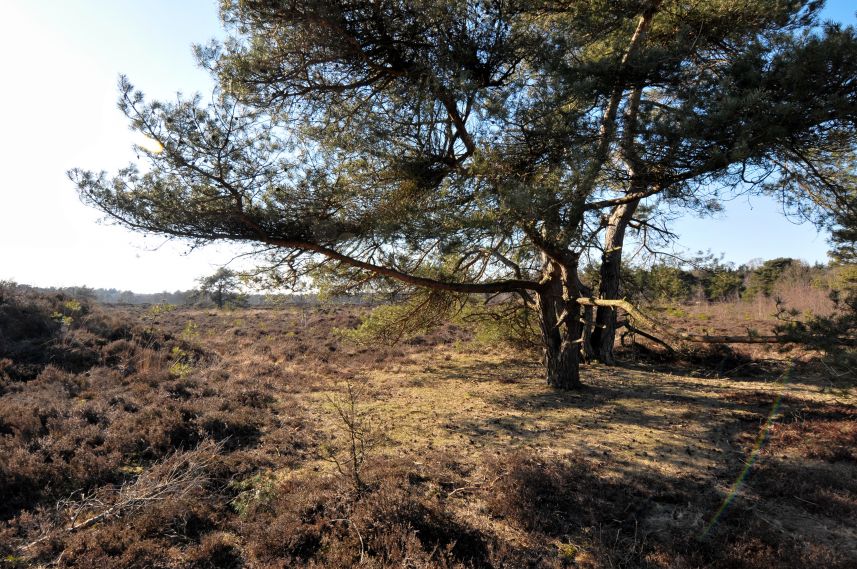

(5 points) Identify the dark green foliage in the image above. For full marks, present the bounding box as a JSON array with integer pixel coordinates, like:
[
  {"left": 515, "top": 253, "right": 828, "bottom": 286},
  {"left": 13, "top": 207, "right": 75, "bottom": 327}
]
[
  {"left": 614, "top": 257, "right": 835, "bottom": 305},
  {"left": 196, "top": 268, "right": 245, "bottom": 309},
  {"left": 830, "top": 203, "right": 857, "bottom": 264},
  {"left": 705, "top": 269, "right": 745, "bottom": 301},
  {"left": 641, "top": 264, "right": 694, "bottom": 302},
  {"left": 745, "top": 258, "right": 796, "bottom": 299},
  {"left": 619, "top": 260, "right": 737, "bottom": 303}
]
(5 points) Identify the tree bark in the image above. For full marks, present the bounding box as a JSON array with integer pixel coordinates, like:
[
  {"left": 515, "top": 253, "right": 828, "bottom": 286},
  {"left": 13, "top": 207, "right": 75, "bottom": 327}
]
[
  {"left": 591, "top": 199, "right": 640, "bottom": 364},
  {"left": 536, "top": 261, "right": 583, "bottom": 389},
  {"left": 580, "top": 302, "right": 595, "bottom": 362}
]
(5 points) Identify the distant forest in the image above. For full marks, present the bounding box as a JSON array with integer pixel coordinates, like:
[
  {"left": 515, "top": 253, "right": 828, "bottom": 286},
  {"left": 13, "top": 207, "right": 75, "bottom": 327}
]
[
  {"left": 10, "top": 256, "right": 847, "bottom": 309},
  {"left": 15, "top": 285, "right": 320, "bottom": 307}
]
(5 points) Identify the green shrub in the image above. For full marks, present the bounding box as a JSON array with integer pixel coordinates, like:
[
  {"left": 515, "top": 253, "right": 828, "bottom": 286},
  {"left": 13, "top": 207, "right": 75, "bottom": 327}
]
[
  {"left": 342, "top": 291, "right": 463, "bottom": 346},
  {"left": 745, "top": 258, "right": 794, "bottom": 299},
  {"left": 461, "top": 302, "right": 541, "bottom": 350},
  {"left": 706, "top": 270, "right": 744, "bottom": 301}
]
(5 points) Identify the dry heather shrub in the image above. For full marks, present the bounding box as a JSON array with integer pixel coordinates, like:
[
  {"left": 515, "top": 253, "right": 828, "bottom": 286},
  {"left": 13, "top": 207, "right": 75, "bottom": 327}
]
[
  {"left": 352, "top": 473, "right": 490, "bottom": 567},
  {"left": 0, "top": 287, "right": 58, "bottom": 343},
  {"left": 726, "top": 391, "right": 857, "bottom": 462},
  {"left": 752, "top": 460, "right": 857, "bottom": 520},
  {"left": 101, "top": 338, "right": 137, "bottom": 367},
  {"left": 198, "top": 410, "right": 263, "bottom": 451},
  {"left": 0, "top": 286, "right": 137, "bottom": 380},
  {"left": 701, "top": 519, "right": 850, "bottom": 569},
  {"left": 630, "top": 488, "right": 855, "bottom": 569},
  {"left": 183, "top": 531, "right": 244, "bottom": 569},
  {"left": 20, "top": 442, "right": 228, "bottom": 568},
  {"left": 245, "top": 476, "right": 335, "bottom": 564},
  {"left": 245, "top": 456, "right": 498, "bottom": 568},
  {"left": 644, "top": 532, "right": 850, "bottom": 569},
  {"left": 0, "top": 370, "right": 124, "bottom": 519},
  {"left": 485, "top": 451, "right": 649, "bottom": 536},
  {"left": 768, "top": 412, "right": 857, "bottom": 462},
  {"left": 106, "top": 403, "right": 204, "bottom": 458}
]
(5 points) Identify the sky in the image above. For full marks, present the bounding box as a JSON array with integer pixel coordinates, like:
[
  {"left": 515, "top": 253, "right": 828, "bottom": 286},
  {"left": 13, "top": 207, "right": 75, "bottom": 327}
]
[{"left": 0, "top": 1, "right": 854, "bottom": 293}]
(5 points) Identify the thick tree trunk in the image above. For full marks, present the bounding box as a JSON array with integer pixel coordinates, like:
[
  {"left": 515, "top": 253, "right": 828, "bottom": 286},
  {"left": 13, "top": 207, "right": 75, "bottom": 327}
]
[
  {"left": 592, "top": 200, "right": 639, "bottom": 364},
  {"left": 536, "top": 262, "right": 583, "bottom": 389}
]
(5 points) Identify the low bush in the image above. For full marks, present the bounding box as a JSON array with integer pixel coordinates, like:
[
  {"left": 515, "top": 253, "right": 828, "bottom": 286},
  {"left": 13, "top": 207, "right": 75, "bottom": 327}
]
[
  {"left": 486, "top": 451, "right": 650, "bottom": 536},
  {"left": 245, "top": 456, "right": 493, "bottom": 568}
]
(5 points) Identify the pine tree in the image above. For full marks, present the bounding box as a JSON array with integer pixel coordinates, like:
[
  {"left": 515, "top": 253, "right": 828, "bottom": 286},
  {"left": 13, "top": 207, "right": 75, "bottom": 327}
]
[
  {"left": 71, "top": 1, "right": 857, "bottom": 388},
  {"left": 197, "top": 268, "right": 244, "bottom": 309}
]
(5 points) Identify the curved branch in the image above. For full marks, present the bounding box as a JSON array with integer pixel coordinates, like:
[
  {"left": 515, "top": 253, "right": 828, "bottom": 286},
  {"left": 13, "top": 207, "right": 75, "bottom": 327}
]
[
  {"left": 262, "top": 236, "right": 542, "bottom": 295},
  {"left": 575, "top": 7, "right": 657, "bottom": 203},
  {"left": 617, "top": 321, "right": 676, "bottom": 352},
  {"left": 584, "top": 185, "right": 663, "bottom": 211}
]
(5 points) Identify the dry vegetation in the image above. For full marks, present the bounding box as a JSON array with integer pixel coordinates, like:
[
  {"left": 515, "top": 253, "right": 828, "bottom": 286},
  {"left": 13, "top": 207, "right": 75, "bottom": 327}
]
[{"left": 1, "top": 283, "right": 855, "bottom": 568}]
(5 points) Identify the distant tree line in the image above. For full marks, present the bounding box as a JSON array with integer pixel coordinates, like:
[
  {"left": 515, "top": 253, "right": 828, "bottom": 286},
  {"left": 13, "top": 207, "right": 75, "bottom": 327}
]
[
  {"left": 5, "top": 256, "right": 842, "bottom": 308},
  {"left": 595, "top": 256, "right": 836, "bottom": 305},
  {"left": 18, "top": 284, "right": 374, "bottom": 307}
]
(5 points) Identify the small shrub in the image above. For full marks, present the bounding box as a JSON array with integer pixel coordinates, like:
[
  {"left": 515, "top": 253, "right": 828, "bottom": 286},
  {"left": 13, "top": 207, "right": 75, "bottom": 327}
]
[
  {"left": 148, "top": 302, "right": 177, "bottom": 316},
  {"left": 342, "top": 291, "right": 464, "bottom": 346},
  {"left": 322, "top": 379, "right": 385, "bottom": 493},
  {"left": 230, "top": 472, "right": 278, "bottom": 517},
  {"left": 461, "top": 301, "right": 541, "bottom": 351},
  {"left": 486, "top": 451, "right": 648, "bottom": 536},
  {"left": 184, "top": 532, "right": 244, "bottom": 569}
]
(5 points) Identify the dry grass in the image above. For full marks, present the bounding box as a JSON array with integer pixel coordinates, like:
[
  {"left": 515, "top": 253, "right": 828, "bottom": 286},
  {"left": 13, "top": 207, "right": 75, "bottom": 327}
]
[
  {"left": 636, "top": 280, "right": 848, "bottom": 367},
  {"left": 666, "top": 279, "right": 835, "bottom": 332},
  {"left": 1, "top": 292, "right": 855, "bottom": 567}
]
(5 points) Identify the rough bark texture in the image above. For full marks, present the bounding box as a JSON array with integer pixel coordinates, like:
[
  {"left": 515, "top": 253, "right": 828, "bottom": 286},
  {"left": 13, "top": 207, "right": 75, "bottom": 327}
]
[
  {"left": 537, "top": 262, "right": 582, "bottom": 389},
  {"left": 592, "top": 200, "right": 640, "bottom": 363},
  {"left": 581, "top": 303, "right": 595, "bottom": 363}
]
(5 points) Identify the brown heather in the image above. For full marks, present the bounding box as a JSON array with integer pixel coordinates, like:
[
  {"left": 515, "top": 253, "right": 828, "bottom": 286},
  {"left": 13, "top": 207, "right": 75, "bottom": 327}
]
[{"left": 0, "top": 284, "right": 855, "bottom": 568}]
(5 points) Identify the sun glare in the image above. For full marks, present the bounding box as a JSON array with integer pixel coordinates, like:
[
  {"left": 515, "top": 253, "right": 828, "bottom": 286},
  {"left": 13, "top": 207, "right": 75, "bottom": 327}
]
[{"left": 135, "top": 134, "right": 164, "bottom": 154}]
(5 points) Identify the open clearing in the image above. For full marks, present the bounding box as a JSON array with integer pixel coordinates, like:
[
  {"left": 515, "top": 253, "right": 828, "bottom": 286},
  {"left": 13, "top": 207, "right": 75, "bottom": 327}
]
[
  {"left": 156, "top": 307, "right": 857, "bottom": 565},
  {"left": 2, "top": 301, "right": 855, "bottom": 568}
]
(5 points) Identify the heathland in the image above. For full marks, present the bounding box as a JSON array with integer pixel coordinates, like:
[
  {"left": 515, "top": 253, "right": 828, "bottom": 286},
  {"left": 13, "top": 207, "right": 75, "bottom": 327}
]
[{"left": 0, "top": 275, "right": 854, "bottom": 568}]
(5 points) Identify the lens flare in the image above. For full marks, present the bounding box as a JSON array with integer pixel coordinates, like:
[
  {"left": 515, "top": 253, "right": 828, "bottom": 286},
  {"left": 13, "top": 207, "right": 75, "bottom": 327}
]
[
  {"left": 700, "top": 366, "right": 794, "bottom": 539},
  {"left": 135, "top": 135, "right": 164, "bottom": 154}
]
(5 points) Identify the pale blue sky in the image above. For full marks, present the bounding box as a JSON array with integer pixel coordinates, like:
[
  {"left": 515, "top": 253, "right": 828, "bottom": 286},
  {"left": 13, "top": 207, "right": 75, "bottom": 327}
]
[{"left": 0, "top": 1, "right": 854, "bottom": 292}]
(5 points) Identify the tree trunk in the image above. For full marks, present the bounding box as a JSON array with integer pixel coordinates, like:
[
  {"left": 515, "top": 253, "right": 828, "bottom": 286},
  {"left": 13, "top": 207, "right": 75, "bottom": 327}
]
[
  {"left": 577, "top": 276, "right": 595, "bottom": 362},
  {"left": 581, "top": 303, "right": 594, "bottom": 362},
  {"left": 592, "top": 200, "right": 639, "bottom": 364},
  {"left": 536, "top": 262, "right": 583, "bottom": 389}
]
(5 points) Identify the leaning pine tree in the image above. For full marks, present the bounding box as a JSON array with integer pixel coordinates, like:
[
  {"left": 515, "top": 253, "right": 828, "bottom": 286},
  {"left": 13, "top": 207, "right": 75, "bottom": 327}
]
[{"left": 72, "top": 1, "right": 857, "bottom": 388}]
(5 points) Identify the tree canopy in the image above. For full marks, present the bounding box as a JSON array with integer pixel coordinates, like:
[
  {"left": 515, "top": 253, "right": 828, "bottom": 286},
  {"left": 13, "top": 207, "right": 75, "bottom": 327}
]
[
  {"left": 196, "top": 268, "right": 245, "bottom": 309},
  {"left": 71, "top": 0, "right": 857, "bottom": 388}
]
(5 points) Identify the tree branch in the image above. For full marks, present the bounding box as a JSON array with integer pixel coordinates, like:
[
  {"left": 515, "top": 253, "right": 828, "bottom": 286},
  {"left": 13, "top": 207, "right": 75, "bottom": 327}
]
[
  {"left": 577, "top": 298, "right": 805, "bottom": 345},
  {"left": 261, "top": 236, "right": 542, "bottom": 295}
]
